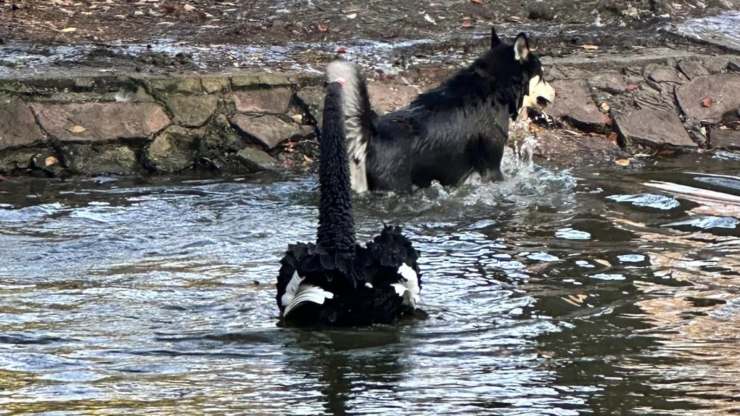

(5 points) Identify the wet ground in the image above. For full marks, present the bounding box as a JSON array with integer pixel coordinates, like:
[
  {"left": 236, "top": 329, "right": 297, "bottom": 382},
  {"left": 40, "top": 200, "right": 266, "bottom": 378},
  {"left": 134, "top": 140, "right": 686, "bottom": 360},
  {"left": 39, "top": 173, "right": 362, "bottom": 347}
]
[
  {"left": 2, "top": 147, "right": 740, "bottom": 414},
  {"left": 1, "top": 0, "right": 738, "bottom": 76}
]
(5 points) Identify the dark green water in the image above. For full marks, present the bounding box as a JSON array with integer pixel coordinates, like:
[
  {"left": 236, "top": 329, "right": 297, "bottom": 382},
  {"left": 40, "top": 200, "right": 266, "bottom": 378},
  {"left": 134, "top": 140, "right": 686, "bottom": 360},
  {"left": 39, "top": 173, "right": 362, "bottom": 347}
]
[{"left": 1, "top": 150, "right": 739, "bottom": 415}]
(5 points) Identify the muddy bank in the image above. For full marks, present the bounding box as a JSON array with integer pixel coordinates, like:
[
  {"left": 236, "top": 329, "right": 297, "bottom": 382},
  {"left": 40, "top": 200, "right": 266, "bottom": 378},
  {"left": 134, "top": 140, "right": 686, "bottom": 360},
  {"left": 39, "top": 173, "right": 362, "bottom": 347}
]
[{"left": 1, "top": 47, "right": 740, "bottom": 179}]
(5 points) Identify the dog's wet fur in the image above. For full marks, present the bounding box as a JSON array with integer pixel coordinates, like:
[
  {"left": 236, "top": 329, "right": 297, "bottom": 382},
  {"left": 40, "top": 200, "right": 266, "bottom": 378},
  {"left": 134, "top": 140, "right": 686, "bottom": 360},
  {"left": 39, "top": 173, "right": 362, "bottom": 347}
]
[{"left": 325, "top": 27, "right": 555, "bottom": 194}]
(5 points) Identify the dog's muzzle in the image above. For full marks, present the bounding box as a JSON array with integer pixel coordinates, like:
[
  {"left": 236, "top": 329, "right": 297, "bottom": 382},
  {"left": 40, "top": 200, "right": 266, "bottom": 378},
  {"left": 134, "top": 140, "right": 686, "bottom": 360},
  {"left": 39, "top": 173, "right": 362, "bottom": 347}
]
[{"left": 523, "top": 76, "right": 555, "bottom": 110}]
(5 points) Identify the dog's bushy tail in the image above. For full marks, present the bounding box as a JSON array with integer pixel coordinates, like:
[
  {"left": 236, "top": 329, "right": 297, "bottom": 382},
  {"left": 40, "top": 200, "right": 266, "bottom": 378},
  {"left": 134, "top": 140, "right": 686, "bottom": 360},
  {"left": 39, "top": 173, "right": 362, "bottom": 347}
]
[{"left": 326, "top": 60, "right": 374, "bottom": 193}]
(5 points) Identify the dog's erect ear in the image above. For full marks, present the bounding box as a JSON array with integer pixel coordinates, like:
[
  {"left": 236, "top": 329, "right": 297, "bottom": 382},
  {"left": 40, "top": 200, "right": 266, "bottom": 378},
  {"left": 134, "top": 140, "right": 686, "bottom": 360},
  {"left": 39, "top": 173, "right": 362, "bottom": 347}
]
[
  {"left": 491, "top": 26, "right": 501, "bottom": 49},
  {"left": 514, "top": 32, "right": 530, "bottom": 62}
]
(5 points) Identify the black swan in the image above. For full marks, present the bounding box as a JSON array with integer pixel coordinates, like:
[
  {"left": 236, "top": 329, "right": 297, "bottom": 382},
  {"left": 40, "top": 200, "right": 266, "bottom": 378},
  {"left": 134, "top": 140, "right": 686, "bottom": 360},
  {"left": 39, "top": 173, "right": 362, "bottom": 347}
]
[
  {"left": 275, "top": 78, "right": 422, "bottom": 327},
  {"left": 325, "top": 27, "right": 555, "bottom": 193}
]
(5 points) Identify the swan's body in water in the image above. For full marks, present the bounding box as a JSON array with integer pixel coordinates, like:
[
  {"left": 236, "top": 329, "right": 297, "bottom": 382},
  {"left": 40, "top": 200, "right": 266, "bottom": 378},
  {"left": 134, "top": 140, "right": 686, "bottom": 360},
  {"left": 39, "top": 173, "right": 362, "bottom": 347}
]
[{"left": 275, "top": 77, "right": 423, "bottom": 327}]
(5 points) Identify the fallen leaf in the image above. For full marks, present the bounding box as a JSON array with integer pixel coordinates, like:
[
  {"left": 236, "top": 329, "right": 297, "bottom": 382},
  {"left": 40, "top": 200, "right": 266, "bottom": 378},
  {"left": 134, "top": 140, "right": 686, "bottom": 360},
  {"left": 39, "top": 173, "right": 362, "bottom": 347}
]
[
  {"left": 462, "top": 20, "right": 472, "bottom": 27},
  {"left": 45, "top": 156, "right": 58, "bottom": 167},
  {"left": 67, "top": 125, "right": 86, "bottom": 133},
  {"left": 607, "top": 132, "right": 618, "bottom": 142},
  {"left": 424, "top": 13, "right": 436, "bottom": 24},
  {"left": 702, "top": 97, "right": 713, "bottom": 108},
  {"left": 183, "top": 4, "right": 195, "bottom": 12},
  {"left": 594, "top": 259, "right": 612, "bottom": 267},
  {"left": 600, "top": 102, "right": 610, "bottom": 112},
  {"left": 588, "top": 132, "right": 600, "bottom": 137},
  {"left": 658, "top": 148, "right": 676, "bottom": 156},
  {"left": 291, "top": 114, "right": 303, "bottom": 123},
  {"left": 627, "top": 84, "right": 639, "bottom": 91},
  {"left": 602, "top": 114, "right": 613, "bottom": 125},
  {"left": 582, "top": 44, "right": 599, "bottom": 50},
  {"left": 615, "top": 159, "right": 630, "bottom": 166},
  {"left": 303, "top": 155, "right": 314, "bottom": 163},
  {"left": 337, "top": 46, "right": 347, "bottom": 53},
  {"left": 234, "top": 177, "right": 245, "bottom": 182},
  {"left": 346, "top": 13, "right": 357, "bottom": 19},
  {"left": 317, "top": 23, "right": 327, "bottom": 31},
  {"left": 470, "top": 0, "right": 482, "bottom": 3},
  {"left": 61, "top": 27, "right": 77, "bottom": 33}
]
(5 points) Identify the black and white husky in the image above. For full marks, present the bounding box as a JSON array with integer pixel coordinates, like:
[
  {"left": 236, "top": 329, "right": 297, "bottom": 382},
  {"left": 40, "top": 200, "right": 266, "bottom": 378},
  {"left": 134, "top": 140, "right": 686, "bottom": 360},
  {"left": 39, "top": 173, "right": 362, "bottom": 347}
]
[{"left": 326, "top": 27, "right": 555, "bottom": 193}]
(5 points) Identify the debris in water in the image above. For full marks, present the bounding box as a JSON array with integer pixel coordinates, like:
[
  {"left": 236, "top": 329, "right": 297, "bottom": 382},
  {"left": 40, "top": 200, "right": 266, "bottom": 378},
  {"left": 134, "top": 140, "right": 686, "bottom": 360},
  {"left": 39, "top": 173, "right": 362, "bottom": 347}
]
[
  {"left": 593, "top": 259, "right": 612, "bottom": 267},
  {"left": 615, "top": 159, "right": 630, "bottom": 166}
]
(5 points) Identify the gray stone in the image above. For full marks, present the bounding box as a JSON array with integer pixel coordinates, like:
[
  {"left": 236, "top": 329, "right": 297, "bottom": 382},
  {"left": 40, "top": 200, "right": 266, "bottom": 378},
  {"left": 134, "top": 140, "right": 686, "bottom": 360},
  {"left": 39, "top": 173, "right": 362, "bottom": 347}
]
[
  {"left": 231, "top": 75, "right": 261, "bottom": 89},
  {"left": 589, "top": 73, "right": 627, "bottom": 94},
  {"left": 546, "top": 80, "right": 607, "bottom": 131},
  {"left": 61, "top": 144, "right": 140, "bottom": 175},
  {"left": 145, "top": 126, "right": 203, "bottom": 173},
  {"left": 236, "top": 147, "right": 278, "bottom": 172},
  {"left": 259, "top": 74, "right": 292, "bottom": 87},
  {"left": 531, "top": 130, "right": 629, "bottom": 168},
  {"left": 0, "top": 148, "right": 38, "bottom": 172},
  {"left": 648, "top": 67, "right": 684, "bottom": 84},
  {"left": 230, "top": 88, "right": 293, "bottom": 114},
  {"left": 677, "top": 59, "right": 709, "bottom": 80},
  {"left": 615, "top": 108, "right": 696, "bottom": 148},
  {"left": 231, "top": 114, "right": 314, "bottom": 149},
  {"left": 710, "top": 129, "right": 740, "bottom": 150},
  {"left": 676, "top": 74, "right": 740, "bottom": 123},
  {"left": 0, "top": 96, "right": 46, "bottom": 150},
  {"left": 31, "top": 102, "right": 170, "bottom": 142},
  {"left": 149, "top": 78, "right": 203, "bottom": 94},
  {"left": 201, "top": 77, "right": 230, "bottom": 94},
  {"left": 167, "top": 95, "right": 219, "bottom": 127}
]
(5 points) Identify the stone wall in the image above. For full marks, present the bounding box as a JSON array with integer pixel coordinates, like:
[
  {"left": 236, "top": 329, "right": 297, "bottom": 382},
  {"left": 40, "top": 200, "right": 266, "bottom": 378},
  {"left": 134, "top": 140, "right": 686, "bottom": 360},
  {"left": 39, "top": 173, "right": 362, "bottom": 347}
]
[
  {"left": 1, "top": 49, "right": 739, "bottom": 178},
  {"left": 0, "top": 72, "right": 323, "bottom": 177}
]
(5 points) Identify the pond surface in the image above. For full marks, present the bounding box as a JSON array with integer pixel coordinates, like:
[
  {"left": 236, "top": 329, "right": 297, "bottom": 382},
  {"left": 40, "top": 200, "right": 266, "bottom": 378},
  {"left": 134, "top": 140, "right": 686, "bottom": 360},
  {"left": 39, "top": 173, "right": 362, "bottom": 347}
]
[{"left": 1, "top": 150, "right": 740, "bottom": 415}]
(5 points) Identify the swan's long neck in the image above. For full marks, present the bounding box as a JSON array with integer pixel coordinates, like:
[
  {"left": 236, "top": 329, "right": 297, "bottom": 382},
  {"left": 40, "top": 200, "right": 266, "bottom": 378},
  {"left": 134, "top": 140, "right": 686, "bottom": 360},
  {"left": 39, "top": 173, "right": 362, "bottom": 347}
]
[{"left": 316, "top": 82, "right": 356, "bottom": 252}]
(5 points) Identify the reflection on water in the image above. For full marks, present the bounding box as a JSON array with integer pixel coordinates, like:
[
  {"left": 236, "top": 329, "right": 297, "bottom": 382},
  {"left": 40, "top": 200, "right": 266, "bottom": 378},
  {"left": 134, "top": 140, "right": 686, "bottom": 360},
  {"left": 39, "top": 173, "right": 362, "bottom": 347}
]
[{"left": 1, "top": 150, "right": 740, "bottom": 414}]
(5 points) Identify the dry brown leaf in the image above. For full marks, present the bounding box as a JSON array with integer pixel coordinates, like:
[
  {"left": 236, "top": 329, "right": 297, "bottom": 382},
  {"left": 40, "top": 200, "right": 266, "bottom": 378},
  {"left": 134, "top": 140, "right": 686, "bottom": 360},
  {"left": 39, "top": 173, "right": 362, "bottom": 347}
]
[
  {"left": 627, "top": 84, "right": 639, "bottom": 91},
  {"left": 582, "top": 44, "right": 599, "bottom": 50},
  {"left": 317, "top": 23, "right": 327, "bottom": 31},
  {"left": 600, "top": 102, "right": 610, "bottom": 112},
  {"left": 616, "top": 159, "right": 630, "bottom": 166},
  {"left": 45, "top": 156, "right": 58, "bottom": 167},
  {"left": 702, "top": 97, "right": 714, "bottom": 108},
  {"left": 607, "top": 132, "right": 618, "bottom": 142},
  {"left": 68, "top": 125, "right": 86, "bottom": 133},
  {"left": 594, "top": 259, "right": 612, "bottom": 267},
  {"left": 337, "top": 46, "right": 347, "bottom": 53},
  {"left": 291, "top": 114, "right": 303, "bottom": 123}
]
